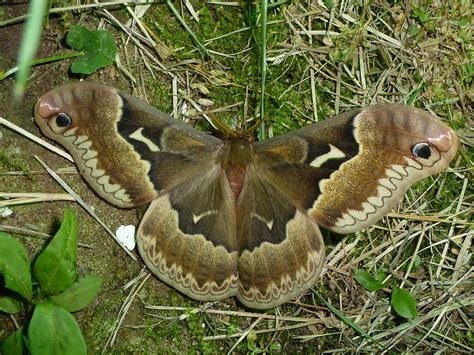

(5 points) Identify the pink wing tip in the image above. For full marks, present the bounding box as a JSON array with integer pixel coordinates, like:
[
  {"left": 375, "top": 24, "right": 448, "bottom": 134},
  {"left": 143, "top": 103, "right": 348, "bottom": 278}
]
[
  {"left": 35, "top": 93, "right": 59, "bottom": 120},
  {"left": 428, "top": 124, "right": 459, "bottom": 162}
]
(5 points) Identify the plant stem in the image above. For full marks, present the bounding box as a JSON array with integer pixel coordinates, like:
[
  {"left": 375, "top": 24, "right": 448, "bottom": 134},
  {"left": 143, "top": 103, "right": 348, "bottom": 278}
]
[
  {"left": 258, "top": 0, "right": 268, "bottom": 140},
  {"left": 14, "top": 0, "right": 48, "bottom": 100},
  {"left": 0, "top": 52, "right": 83, "bottom": 81}
]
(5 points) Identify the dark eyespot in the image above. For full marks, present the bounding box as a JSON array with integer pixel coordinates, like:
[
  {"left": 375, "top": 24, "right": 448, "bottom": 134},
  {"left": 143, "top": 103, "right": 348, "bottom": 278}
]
[
  {"left": 56, "top": 112, "right": 72, "bottom": 127},
  {"left": 412, "top": 143, "right": 431, "bottom": 159}
]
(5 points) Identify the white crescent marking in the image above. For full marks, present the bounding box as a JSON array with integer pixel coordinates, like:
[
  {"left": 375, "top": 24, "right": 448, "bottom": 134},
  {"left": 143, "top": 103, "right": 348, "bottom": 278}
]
[
  {"left": 129, "top": 127, "right": 160, "bottom": 152},
  {"left": 192, "top": 210, "right": 218, "bottom": 224},
  {"left": 310, "top": 144, "right": 346, "bottom": 168},
  {"left": 250, "top": 212, "right": 274, "bottom": 230}
]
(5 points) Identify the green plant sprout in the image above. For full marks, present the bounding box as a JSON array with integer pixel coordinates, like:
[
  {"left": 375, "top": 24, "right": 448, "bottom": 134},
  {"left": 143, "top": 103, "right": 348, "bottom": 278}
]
[
  {"left": 355, "top": 269, "right": 417, "bottom": 319},
  {"left": 0, "top": 209, "right": 102, "bottom": 354},
  {"left": 66, "top": 25, "right": 117, "bottom": 74},
  {"left": 1, "top": 25, "right": 116, "bottom": 81}
]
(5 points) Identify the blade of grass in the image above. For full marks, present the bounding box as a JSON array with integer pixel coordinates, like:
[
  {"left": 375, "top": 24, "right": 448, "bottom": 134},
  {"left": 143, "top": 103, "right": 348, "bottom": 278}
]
[
  {"left": 164, "top": 0, "right": 212, "bottom": 60},
  {"left": 0, "top": 1, "right": 155, "bottom": 27},
  {"left": 0, "top": 117, "right": 74, "bottom": 162},
  {"left": 0, "top": 225, "right": 93, "bottom": 249},
  {"left": 258, "top": 0, "right": 268, "bottom": 140},
  {"left": 228, "top": 314, "right": 265, "bottom": 354},
  {"left": 312, "top": 289, "right": 386, "bottom": 350},
  {"left": 14, "top": 0, "right": 48, "bottom": 100},
  {"left": 0, "top": 192, "right": 75, "bottom": 207}
]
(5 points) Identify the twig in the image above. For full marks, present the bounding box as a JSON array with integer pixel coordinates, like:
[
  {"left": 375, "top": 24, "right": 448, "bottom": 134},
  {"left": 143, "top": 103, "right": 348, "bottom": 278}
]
[
  {"left": 34, "top": 156, "right": 137, "bottom": 261},
  {"left": 0, "top": 192, "right": 75, "bottom": 207},
  {"left": 0, "top": 117, "right": 73, "bottom": 162}
]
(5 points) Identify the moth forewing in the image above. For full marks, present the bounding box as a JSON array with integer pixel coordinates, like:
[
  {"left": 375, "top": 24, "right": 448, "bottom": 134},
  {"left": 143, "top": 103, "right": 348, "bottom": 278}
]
[{"left": 307, "top": 105, "right": 458, "bottom": 233}]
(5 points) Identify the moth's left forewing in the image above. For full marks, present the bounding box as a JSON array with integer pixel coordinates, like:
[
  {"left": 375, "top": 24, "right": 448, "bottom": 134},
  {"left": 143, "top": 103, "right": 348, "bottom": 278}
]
[
  {"left": 117, "top": 90, "right": 224, "bottom": 192},
  {"left": 254, "top": 105, "right": 458, "bottom": 235},
  {"left": 308, "top": 106, "right": 458, "bottom": 233}
]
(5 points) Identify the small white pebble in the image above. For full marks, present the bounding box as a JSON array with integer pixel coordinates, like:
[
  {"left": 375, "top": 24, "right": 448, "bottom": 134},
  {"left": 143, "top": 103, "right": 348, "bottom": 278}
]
[
  {"left": 197, "top": 98, "right": 214, "bottom": 107},
  {"left": 0, "top": 207, "right": 14, "bottom": 218},
  {"left": 116, "top": 225, "right": 136, "bottom": 250},
  {"left": 180, "top": 102, "right": 188, "bottom": 115}
]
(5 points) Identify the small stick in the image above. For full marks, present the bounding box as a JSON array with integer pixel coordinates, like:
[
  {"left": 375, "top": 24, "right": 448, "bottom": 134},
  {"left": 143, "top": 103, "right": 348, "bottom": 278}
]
[
  {"left": 34, "top": 156, "right": 137, "bottom": 261},
  {"left": 0, "top": 117, "right": 73, "bottom": 162},
  {"left": 0, "top": 192, "right": 75, "bottom": 207}
]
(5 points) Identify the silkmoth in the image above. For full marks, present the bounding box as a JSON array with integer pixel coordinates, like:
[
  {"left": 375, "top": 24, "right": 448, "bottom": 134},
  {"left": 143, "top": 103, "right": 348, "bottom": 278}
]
[{"left": 34, "top": 82, "right": 458, "bottom": 308}]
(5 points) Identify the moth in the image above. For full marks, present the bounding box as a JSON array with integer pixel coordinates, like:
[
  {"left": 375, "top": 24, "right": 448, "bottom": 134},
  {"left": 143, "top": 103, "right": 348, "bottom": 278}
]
[{"left": 34, "top": 82, "right": 458, "bottom": 309}]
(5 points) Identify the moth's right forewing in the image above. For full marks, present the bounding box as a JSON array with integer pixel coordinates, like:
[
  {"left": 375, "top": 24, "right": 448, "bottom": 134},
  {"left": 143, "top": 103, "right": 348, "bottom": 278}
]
[{"left": 34, "top": 82, "right": 223, "bottom": 208}]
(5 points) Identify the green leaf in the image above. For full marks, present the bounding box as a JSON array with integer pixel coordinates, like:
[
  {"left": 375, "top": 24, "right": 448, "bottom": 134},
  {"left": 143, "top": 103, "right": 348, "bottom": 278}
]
[
  {"left": 28, "top": 302, "right": 87, "bottom": 355},
  {"left": 1, "top": 327, "right": 24, "bottom": 355},
  {"left": 33, "top": 209, "right": 78, "bottom": 294},
  {"left": 49, "top": 275, "right": 102, "bottom": 312},
  {"left": 391, "top": 287, "right": 417, "bottom": 319},
  {"left": 375, "top": 271, "right": 386, "bottom": 282},
  {"left": 66, "top": 25, "right": 117, "bottom": 74},
  {"left": 70, "top": 51, "right": 113, "bottom": 75},
  {"left": 66, "top": 25, "right": 90, "bottom": 51},
  {"left": 355, "top": 269, "right": 384, "bottom": 292},
  {"left": 0, "top": 232, "right": 32, "bottom": 300},
  {"left": 0, "top": 296, "right": 22, "bottom": 314}
]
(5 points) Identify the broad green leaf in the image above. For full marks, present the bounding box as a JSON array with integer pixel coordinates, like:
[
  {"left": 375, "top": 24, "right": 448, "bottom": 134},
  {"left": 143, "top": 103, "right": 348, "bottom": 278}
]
[
  {"left": 0, "top": 296, "right": 22, "bottom": 314},
  {"left": 391, "top": 287, "right": 417, "bottom": 319},
  {"left": 49, "top": 275, "right": 102, "bottom": 312},
  {"left": 1, "top": 327, "right": 24, "bottom": 355},
  {"left": 66, "top": 25, "right": 117, "bottom": 74},
  {"left": 0, "top": 232, "right": 32, "bottom": 300},
  {"left": 66, "top": 25, "right": 91, "bottom": 52},
  {"left": 70, "top": 51, "right": 112, "bottom": 75},
  {"left": 28, "top": 302, "right": 87, "bottom": 355},
  {"left": 95, "top": 30, "right": 116, "bottom": 59},
  {"left": 355, "top": 269, "right": 384, "bottom": 292},
  {"left": 33, "top": 209, "right": 77, "bottom": 294}
]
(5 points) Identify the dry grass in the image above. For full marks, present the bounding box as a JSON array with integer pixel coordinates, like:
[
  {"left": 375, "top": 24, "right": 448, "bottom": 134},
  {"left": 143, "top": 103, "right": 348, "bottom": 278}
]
[{"left": 1, "top": 0, "right": 472, "bottom": 353}]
